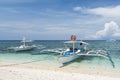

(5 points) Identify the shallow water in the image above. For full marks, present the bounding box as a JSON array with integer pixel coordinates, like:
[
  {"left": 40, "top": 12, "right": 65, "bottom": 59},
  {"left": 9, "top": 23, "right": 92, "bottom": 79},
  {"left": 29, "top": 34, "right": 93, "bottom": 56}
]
[{"left": 0, "top": 40, "right": 120, "bottom": 73}]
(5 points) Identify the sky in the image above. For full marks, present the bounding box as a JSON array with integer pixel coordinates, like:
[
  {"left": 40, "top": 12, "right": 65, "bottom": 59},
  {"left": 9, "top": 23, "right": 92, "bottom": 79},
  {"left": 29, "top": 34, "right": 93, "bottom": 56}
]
[{"left": 1, "top": 0, "right": 120, "bottom": 40}]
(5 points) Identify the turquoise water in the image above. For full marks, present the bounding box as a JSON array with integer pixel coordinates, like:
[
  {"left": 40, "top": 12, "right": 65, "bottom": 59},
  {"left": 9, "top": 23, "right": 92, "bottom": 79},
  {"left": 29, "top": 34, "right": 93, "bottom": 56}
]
[{"left": 0, "top": 40, "right": 120, "bottom": 73}]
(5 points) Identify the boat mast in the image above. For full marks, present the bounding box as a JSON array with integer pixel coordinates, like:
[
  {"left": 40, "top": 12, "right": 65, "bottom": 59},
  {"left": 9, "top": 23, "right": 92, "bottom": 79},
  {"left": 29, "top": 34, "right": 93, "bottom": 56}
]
[
  {"left": 73, "top": 41, "right": 75, "bottom": 53},
  {"left": 22, "top": 37, "right": 26, "bottom": 46}
]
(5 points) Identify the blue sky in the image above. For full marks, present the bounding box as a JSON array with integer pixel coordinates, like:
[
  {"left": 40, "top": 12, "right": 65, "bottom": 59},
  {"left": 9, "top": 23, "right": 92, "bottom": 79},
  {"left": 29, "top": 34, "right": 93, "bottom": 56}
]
[{"left": 1, "top": 0, "right": 120, "bottom": 40}]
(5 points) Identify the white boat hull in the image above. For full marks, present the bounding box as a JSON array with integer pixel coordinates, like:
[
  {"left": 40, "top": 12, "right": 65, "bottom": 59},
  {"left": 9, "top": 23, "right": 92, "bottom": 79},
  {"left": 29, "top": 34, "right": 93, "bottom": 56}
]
[
  {"left": 14, "top": 47, "right": 34, "bottom": 52},
  {"left": 58, "top": 54, "right": 80, "bottom": 64}
]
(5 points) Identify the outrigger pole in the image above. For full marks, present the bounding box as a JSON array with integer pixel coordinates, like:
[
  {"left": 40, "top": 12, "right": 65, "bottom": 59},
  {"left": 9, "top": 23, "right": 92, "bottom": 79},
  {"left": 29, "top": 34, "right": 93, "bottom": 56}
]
[{"left": 107, "top": 52, "right": 115, "bottom": 68}]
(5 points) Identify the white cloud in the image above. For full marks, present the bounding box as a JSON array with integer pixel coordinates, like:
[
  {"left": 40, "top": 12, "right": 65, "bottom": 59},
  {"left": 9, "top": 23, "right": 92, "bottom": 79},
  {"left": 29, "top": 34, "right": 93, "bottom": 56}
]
[
  {"left": 73, "top": 6, "right": 82, "bottom": 11},
  {"left": 92, "top": 21, "right": 120, "bottom": 39},
  {"left": 73, "top": 5, "right": 120, "bottom": 17},
  {"left": 87, "top": 5, "right": 120, "bottom": 17}
]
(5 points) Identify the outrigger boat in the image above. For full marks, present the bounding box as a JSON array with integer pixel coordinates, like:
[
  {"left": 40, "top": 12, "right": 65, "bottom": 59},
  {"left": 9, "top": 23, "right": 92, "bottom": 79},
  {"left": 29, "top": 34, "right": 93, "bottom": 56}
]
[
  {"left": 57, "top": 35, "right": 115, "bottom": 67},
  {"left": 8, "top": 37, "right": 36, "bottom": 52}
]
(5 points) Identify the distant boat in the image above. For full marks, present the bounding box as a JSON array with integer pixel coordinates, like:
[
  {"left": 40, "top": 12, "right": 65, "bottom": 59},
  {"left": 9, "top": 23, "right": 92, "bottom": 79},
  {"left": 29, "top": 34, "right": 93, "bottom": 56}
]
[
  {"left": 106, "top": 39, "right": 116, "bottom": 42},
  {"left": 8, "top": 37, "right": 36, "bottom": 52}
]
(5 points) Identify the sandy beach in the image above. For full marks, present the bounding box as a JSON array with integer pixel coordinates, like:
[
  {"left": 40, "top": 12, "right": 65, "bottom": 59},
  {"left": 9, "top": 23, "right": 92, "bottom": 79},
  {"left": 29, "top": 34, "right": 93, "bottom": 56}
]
[{"left": 0, "top": 62, "right": 120, "bottom": 80}]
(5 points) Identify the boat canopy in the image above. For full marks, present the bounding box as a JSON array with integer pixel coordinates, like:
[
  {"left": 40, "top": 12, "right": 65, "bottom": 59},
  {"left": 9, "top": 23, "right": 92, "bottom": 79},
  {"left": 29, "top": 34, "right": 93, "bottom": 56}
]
[{"left": 64, "top": 41, "right": 88, "bottom": 45}]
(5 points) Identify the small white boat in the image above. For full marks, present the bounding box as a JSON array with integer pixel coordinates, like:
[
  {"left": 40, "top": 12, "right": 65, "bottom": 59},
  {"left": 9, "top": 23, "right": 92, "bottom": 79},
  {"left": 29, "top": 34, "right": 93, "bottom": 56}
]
[
  {"left": 106, "top": 39, "right": 116, "bottom": 42},
  {"left": 13, "top": 45, "right": 36, "bottom": 52},
  {"left": 9, "top": 37, "right": 36, "bottom": 52}
]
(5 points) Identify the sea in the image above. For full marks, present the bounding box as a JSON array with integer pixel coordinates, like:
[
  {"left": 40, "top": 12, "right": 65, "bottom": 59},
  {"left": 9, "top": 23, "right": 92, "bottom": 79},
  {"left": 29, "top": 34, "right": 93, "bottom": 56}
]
[{"left": 0, "top": 40, "right": 120, "bottom": 74}]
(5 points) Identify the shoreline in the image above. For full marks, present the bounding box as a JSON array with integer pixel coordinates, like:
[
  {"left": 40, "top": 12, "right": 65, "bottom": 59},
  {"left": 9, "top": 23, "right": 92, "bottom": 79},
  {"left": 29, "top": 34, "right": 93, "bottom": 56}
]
[
  {"left": 0, "top": 66, "right": 120, "bottom": 80},
  {"left": 0, "top": 62, "right": 120, "bottom": 80}
]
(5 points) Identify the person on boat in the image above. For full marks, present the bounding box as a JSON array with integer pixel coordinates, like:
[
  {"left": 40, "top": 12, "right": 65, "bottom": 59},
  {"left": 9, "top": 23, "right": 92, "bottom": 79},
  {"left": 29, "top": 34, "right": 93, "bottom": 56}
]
[
  {"left": 70, "top": 46, "right": 73, "bottom": 51},
  {"left": 79, "top": 42, "right": 84, "bottom": 52},
  {"left": 80, "top": 42, "right": 83, "bottom": 45}
]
